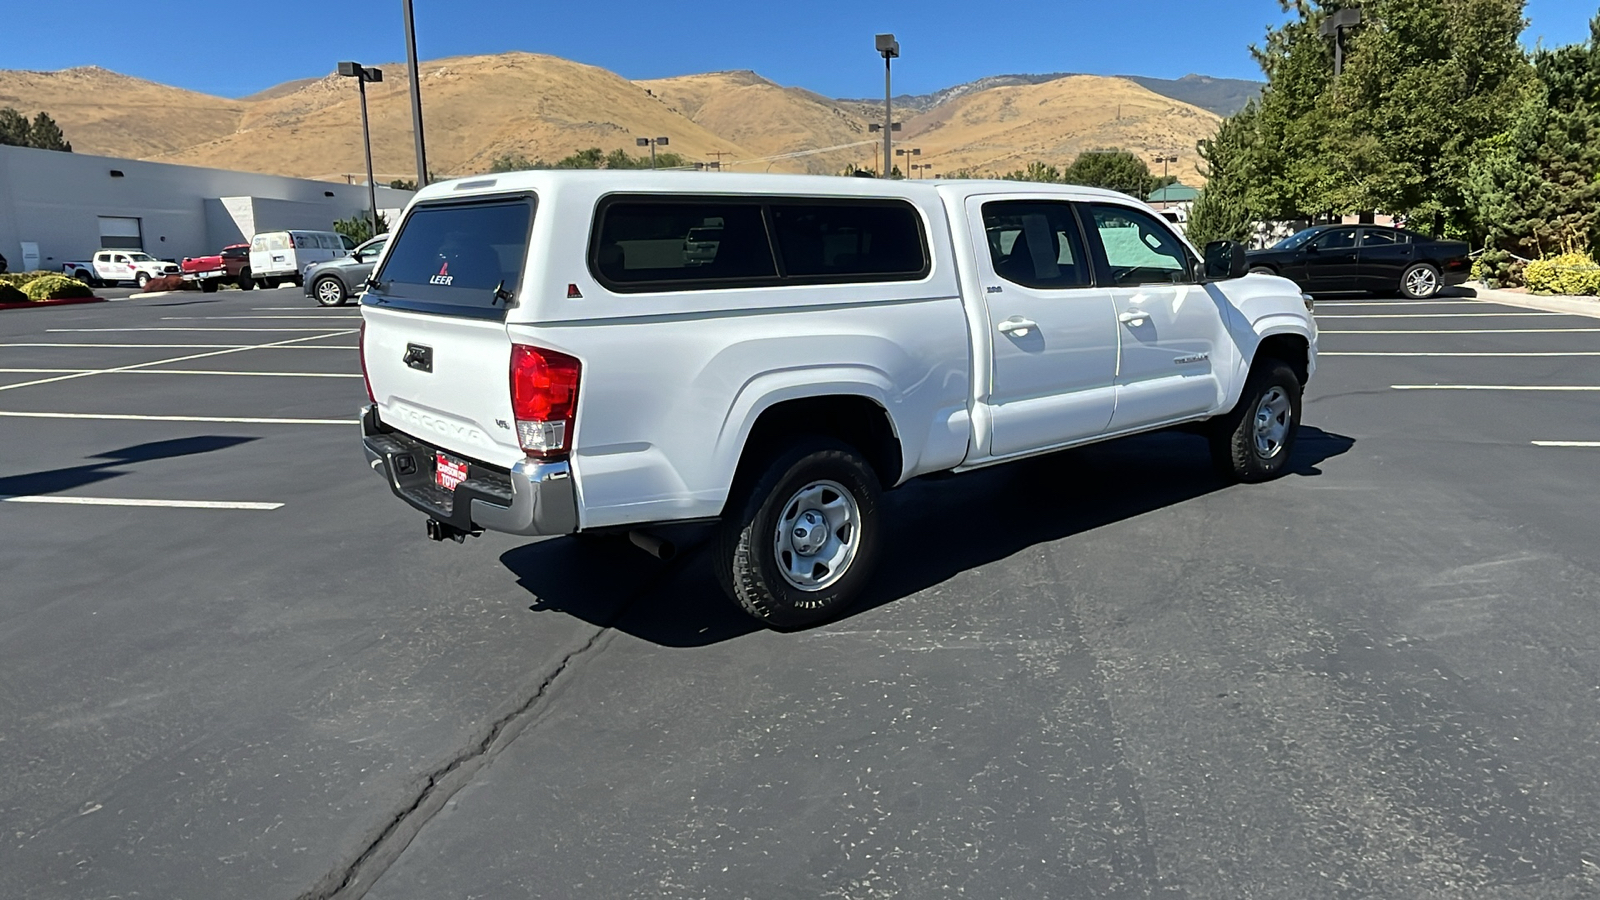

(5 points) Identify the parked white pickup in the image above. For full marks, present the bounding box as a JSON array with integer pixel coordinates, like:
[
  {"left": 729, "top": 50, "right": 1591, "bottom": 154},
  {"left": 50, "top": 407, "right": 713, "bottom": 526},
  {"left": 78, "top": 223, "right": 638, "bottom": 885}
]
[{"left": 359, "top": 171, "right": 1317, "bottom": 627}]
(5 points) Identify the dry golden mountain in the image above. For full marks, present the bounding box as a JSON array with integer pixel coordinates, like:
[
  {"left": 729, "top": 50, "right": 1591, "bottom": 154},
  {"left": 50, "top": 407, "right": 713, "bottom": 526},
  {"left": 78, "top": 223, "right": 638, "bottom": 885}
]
[
  {"left": 0, "top": 66, "right": 244, "bottom": 158},
  {"left": 152, "top": 53, "right": 757, "bottom": 181},
  {"left": 899, "top": 75, "right": 1219, "bottom": 184},
  {"left": 637, "top": 71, "right": 875, "bottom": 174}
]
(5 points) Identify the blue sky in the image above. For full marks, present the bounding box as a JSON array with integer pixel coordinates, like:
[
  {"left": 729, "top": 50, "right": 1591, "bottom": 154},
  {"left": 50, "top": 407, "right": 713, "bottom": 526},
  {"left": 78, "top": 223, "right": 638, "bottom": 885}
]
[{"left": 7, "top": 0, "right": 1597, "bottom": 99}]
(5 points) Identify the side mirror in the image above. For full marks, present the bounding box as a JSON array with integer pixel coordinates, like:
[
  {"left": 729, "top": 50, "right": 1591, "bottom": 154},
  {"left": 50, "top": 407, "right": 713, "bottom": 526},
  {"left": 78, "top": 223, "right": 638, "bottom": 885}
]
[
  {"left": 1202, "top": 240, "right": 1249, "bottom": 281},
  {"left": 1304, "top": 243, "right": 1320, "bottom": 254}
]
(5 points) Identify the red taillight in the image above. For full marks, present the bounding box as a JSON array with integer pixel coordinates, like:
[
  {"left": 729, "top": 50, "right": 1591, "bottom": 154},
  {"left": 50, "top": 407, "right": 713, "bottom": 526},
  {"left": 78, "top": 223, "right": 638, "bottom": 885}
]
[
  {"left": 358, "top": 320, "right": 375, "bottom": 403},
  {"left": 510, "top": 344, "right": 581, "bottom": 458}
]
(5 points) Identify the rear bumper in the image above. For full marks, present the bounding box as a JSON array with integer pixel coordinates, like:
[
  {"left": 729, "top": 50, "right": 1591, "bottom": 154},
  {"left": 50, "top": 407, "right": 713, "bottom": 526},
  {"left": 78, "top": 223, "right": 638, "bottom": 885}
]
[{"left": 360, "top": 405, "right": 578, "bottom": 536}]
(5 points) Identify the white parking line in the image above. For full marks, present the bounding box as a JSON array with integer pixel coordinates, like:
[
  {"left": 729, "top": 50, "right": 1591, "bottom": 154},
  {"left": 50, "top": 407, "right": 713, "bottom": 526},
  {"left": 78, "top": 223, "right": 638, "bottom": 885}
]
[
  {"left": 1314, "top": 300, "right": 1503, "bottom": 306},
  {"left": 0, "top": 411, "right": 353, "bottom": 424},
  {"left": 2, "top": 496, "right": 283, "bottom": 510},
  {"left": 1532, "top": 441, "right": 1600, "bottom": 448},
  {"left": 1323, "top": 328, "right": 1600, "bottom": 334},
  {"left": 48, "top": 327, "right": 355, "bottom": 333},
  {"left": 161, "top": 316, "right": 362, "bottom": 320},
  {"left": 252, "top": 306, "right": 358, "bottom": 311},
  {"left": 0, "top": 342, "right": 254, "bottom": 349},
  {"left": 1322, "top": 352, "right": 1600, "bottom": 357},
  {"left": 0, "top": 331, "right": 356, "bottom": 393},
  {"left": 1315, "top": 312, "right": 1560, "bottom": 318},
  {"left": 1391, "top": 385, "right": 1600, "bottom": 391},
  {"left": 122, "top": 369, "right": 362, "bottom": 378}
]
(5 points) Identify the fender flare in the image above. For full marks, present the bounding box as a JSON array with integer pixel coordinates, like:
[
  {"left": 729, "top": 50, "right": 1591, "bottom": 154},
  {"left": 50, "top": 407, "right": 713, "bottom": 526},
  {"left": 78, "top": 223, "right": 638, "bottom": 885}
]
[{"left": 712, "top": 366, "right": 907, "bottom": 490}]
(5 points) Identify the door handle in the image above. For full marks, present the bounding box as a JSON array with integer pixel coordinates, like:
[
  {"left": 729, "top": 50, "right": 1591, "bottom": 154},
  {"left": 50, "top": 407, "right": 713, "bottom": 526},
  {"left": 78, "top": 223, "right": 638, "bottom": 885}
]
[
  {"left": 997, "top": 316, "right": 1038, "bottom": 337},
  {"left": 1118, "top": 309, "right": 1150, "bottom": 325}
]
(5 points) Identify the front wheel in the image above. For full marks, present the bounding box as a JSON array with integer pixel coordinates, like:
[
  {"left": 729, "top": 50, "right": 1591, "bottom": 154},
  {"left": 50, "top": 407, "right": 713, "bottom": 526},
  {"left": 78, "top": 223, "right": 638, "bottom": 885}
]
[
  {"left": 715, "top": 439, "right": 883, "bottom": 629},
  {"left": 1249, "top": 266, "right": 1276, "bottom": 276},
  {"left": 1400, "top": 262, "right": 1441, "bottom": 299},
  {"left": 313, "top": 276, "right": 347, "bottom": 306},
  {"left": 135, "top": 272, "right": 150, "bottom": 289},
  {"left": 1209, "top": 361, "right": 1302, "bottom": 483}
]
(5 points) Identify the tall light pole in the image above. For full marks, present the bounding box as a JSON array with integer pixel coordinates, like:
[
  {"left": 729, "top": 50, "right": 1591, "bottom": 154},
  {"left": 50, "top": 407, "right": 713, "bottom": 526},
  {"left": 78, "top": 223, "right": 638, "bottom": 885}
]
[
  {"left": 875, "top": 33, "right": 899, "bottom": 179},
  {"left": 402, "top": 0, "right": 429, "bottom": 187},
  {"left": 636, "top": 136, "right": 669, "bottom": 169},
  {"left": 868, "top": 121, "right": 900, "bottom": 176},
  {"left": 1152, "top": 152, "right": 1177, "bottom": 201},
  {"left": 338, "top": 61, "right": 383, "bottom": 238},
  {"left": 896, "top": 146, "right": 921, "bottom": 178},
  {"left": 1319, "top": 7, "right": 1363, "bottom": 77}
]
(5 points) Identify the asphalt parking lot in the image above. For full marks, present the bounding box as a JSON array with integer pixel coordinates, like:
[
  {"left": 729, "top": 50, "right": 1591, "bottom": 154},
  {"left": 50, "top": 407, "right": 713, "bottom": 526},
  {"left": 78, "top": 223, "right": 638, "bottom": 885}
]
[{"left": 4, "top": 288, "right": 1600, "bottom": 899}]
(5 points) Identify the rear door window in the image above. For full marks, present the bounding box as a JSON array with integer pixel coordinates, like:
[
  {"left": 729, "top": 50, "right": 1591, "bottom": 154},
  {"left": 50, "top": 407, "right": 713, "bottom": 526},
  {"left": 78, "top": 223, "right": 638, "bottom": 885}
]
[
  {"left": 980, "top": 200, "right": 1091, "bottom": 289},
  {"left": 367, "top": 196, "right": 535, "bottom": 318}
]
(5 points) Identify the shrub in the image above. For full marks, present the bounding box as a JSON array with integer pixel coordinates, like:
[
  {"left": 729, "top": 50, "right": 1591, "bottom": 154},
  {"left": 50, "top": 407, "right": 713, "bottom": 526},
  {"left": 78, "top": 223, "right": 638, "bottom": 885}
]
[
  {"left": 0, "top": 270, "right": 55, "bottom": 289},
  {"left": 22, "top": 274, "right": 95, "bottom": 301},
  {"left": 0, "top": 284, "right": 28, "bottom": 304},
  {"left": 1523, "top": 250, "right": 1600, "bottom": 296}
]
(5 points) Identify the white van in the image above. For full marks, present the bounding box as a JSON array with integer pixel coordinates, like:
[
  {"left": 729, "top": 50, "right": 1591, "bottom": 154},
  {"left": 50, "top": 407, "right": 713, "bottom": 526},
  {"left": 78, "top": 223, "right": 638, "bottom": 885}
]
[{"left": 248, "top": 230, "right": 356, "bottom": 288}]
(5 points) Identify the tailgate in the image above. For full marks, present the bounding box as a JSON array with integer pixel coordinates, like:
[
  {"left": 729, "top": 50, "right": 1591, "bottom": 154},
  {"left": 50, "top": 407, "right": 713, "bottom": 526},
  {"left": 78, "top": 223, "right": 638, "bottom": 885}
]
[
  {"left": 360, "top": 194, "right": 537, "bottom": 469},
  {"left": 364, "top": 307, "right": 521, "bottom": 467}
]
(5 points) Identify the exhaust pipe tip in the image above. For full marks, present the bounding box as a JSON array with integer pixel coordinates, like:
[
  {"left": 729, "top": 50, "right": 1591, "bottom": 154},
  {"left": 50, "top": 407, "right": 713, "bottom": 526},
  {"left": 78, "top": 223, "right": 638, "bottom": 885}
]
[{"left": 628, "top": 530, "right": 676, "bottom": 561}]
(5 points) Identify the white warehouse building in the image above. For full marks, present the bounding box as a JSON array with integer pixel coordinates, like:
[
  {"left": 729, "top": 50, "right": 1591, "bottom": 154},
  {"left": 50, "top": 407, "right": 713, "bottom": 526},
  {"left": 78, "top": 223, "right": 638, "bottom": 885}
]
[{"left": 0, "top": 144, "right": 414, "bottom": 273}]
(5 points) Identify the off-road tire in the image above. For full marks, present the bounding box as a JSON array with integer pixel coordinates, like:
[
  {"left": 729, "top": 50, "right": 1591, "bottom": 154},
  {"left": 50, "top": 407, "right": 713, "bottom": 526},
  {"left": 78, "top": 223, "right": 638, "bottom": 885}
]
[
  {"left": 1209, "top": 361, "right": 1301, "bottom": 483},
  {"left": 715, "top": 438, "right": 882, "bottom": 630}
]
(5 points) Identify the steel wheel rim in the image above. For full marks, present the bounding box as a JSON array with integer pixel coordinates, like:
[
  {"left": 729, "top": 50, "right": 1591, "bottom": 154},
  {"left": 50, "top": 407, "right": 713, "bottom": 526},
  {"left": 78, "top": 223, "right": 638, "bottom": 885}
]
[
  {"left": 1253, "top": 387, "right": 1292, "bottom": 459},
  {"left": 1406, "top": 267, "right": 1437, "bottom": 297},
  {"left": 316, "top": 279, "right": 342, "bottom": 304},
  {"left": 773, "top": 479, "right": 861, "bottom": 592}
]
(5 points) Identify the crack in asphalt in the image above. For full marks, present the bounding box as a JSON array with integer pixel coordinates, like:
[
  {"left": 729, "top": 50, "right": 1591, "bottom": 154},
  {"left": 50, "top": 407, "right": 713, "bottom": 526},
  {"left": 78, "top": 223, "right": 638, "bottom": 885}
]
[{"left": 298, "top": 548, "right": 693, "bottom": 900}]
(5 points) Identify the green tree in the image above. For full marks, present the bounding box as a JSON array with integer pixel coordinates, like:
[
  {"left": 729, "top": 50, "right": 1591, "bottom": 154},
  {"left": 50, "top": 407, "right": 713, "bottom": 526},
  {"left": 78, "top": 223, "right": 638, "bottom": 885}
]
[
  {"left": 1000, "top": 161, "right": 1063, "bottom": 183},
  {"left": 0, "top": 108, "right": 34, "bottom": 147},
  {"left": 1188, "top": 104, "right": 1262, "bottom": 246},
  {"left": 333, "top": 211, "right": 391, "bottom": 245},
  {"left": 28, "top": 112, "right": 71, "bottom": 151},
  {"left": 1464, "top": 11, "right": 1600, "bottom": 278},
  {"left": 1062, "top": 149, "right": 1157, "bottom": 197}
]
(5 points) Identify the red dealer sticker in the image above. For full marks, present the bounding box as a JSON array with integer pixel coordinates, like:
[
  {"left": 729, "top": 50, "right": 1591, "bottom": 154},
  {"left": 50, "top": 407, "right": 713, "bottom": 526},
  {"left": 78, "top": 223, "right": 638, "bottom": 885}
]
[{"left": 435, "top": 452, "right": 469, "bottom": 491}]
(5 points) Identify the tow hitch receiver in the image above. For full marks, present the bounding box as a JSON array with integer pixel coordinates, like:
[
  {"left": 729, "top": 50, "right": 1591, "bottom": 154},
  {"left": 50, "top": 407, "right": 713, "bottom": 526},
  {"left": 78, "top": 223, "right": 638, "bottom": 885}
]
[{"left": 426, "top": 518, "right": 482, "bottom": 543}]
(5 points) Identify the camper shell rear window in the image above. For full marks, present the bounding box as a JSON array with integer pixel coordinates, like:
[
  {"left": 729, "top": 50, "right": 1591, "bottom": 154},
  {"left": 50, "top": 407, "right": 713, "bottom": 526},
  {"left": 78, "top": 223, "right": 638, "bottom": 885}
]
[
  {"left": 365, "top": 195, "right": 536, "bottom": 320},
  {"left": 590, "top": 195, "right": 929, "bottom": 292}
]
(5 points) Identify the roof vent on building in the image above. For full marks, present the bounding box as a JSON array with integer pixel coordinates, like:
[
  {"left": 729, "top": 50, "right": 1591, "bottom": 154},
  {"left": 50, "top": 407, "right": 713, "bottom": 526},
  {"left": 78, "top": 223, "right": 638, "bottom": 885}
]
[{"left": 109, "top": 170, "right": 125, "bottom": 178}]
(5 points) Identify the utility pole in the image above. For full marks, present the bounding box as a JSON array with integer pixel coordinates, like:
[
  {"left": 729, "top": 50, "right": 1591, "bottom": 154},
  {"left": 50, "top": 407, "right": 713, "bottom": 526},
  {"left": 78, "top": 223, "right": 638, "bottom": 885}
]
[
  {"left": 876, "top": 34, "right": 899, "bottom": 179},
  {"left": 402, "top": 0, "right": 429, "bottom": 187}
]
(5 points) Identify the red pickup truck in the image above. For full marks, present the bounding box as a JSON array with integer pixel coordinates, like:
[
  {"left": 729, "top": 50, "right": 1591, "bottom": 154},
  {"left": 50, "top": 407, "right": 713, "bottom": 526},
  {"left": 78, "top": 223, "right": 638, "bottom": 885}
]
[{"left": 181, "top": 244, "right": 253, "bottom": 292}]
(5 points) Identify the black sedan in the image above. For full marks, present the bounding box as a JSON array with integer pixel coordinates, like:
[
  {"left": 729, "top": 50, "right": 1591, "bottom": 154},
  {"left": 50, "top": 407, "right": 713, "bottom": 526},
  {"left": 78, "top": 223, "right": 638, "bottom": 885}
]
[{"left": 1245, "top": 225, "right": 1470, "bottom": 299}]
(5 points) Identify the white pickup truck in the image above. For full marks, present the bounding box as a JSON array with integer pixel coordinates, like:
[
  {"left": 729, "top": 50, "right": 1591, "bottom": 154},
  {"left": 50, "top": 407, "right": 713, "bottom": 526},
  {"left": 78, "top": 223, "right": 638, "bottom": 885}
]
[
  {"left": 62, "top": 250, "right": 181, "bottom": 288},
  {"left": 359, "top": 172, "right": 1317, "bottom": 627}
]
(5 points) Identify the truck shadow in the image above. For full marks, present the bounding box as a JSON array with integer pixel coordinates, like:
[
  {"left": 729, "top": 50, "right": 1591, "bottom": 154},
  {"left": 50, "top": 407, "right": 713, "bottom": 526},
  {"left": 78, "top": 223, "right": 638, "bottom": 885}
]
[
  {"left": 500, "top": 426, "right": 1355, "bottom": 647},
  {"left": 0, "top": 436, "right": 256, "bottom": 498}
]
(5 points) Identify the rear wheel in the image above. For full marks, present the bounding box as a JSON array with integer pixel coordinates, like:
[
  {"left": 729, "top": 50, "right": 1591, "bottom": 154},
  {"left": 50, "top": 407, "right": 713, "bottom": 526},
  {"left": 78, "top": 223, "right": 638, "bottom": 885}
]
[
  {"left": 313, "top": 276, "right": 347, "bottom": 306},
  {"left": 1400, "top": 262, "right": 1441, "bottom": 299},
  {"left": 200, "top": 279, "right": 219, "bottom": 293},
  {"left": 237, "top": 270, "right": 254, "bottom": 290},
  {"left": 715, "top": 439, "right": 882, "bottom": 629},
  {"left": 1209, "top": 361, "right": 1301, "bottom": 483}
]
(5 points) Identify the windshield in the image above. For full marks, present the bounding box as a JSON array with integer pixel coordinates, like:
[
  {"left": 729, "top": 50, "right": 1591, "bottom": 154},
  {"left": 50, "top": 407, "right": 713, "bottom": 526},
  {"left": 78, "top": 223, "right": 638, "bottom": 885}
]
[
  {"left": 127, "top": 253, "right": 156, "bottom": 262},
  {"left": 1272, "top": 228, "right": 1321, "bottom": 251},
  {"left": 367, "top": 197, "right": 534, "bottom": 319}
]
